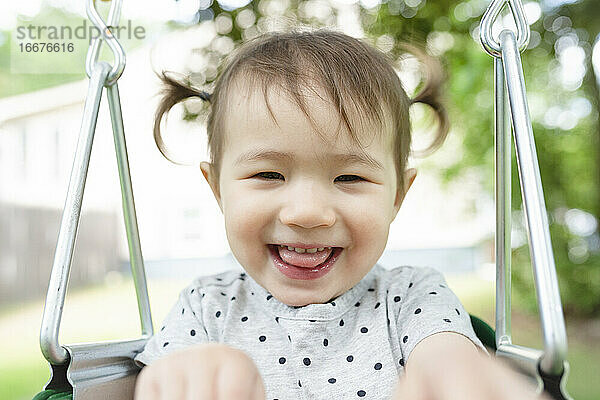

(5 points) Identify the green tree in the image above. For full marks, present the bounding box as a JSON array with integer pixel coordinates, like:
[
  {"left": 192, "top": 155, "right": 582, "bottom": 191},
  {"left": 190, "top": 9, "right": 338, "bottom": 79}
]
[{"left": 364, "top": 0, "right": 600, "bottom": 317}]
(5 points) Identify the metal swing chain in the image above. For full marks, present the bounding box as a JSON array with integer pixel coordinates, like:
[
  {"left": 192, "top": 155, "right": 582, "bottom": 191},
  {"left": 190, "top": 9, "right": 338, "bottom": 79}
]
[
  {"left": 480, "top": 1, "right": 571, "bottom": 399},
  {"left": 85, "top": 0, "right": 125, "bottom": 85},
  {"left": 40, "top": 0, "right": 152, "bottom": 377}
]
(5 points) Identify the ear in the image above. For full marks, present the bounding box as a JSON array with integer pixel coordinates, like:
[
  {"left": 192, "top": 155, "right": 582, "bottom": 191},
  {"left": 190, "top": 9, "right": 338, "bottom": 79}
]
[
  {"left": 392, "top": 168, "right": 417, "bottom": 221},
  {"left": 200, "top": 161, "right": 223, "bottom": 213}
]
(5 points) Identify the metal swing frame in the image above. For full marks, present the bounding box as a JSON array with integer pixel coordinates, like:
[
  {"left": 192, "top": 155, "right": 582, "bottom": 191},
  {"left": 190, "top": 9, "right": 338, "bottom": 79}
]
[
  {"left": 38, "top": 0, "right": 153, "bottom": 399},
  {"left": 36, "top": 0, "right": 571, "bottom": 399},
  {"left": 480, "top": 1, "right": 571, "bottom": 399}
]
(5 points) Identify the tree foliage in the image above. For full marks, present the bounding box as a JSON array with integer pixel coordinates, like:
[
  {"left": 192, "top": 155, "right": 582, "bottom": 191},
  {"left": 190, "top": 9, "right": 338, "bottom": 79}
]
[{"left": 363, "top": 0, "right": 600, "bottom": 318}]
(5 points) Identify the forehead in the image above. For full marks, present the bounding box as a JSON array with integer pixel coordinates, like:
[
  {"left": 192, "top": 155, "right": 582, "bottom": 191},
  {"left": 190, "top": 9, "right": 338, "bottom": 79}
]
[{"left": 222, "top": 77, "right": 392, "bottom": 159}]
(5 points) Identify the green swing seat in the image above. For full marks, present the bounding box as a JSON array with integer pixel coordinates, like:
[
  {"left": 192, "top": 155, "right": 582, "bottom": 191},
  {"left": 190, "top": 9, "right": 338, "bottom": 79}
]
[{"left": 32, "top": 389, "right": 73, "bottom": 400}]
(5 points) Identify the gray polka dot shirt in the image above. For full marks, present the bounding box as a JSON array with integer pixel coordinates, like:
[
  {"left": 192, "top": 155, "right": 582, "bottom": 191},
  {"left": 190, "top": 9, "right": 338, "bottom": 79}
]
[{"left": 135, "top": 264, "right": 486, "bottom": 399}]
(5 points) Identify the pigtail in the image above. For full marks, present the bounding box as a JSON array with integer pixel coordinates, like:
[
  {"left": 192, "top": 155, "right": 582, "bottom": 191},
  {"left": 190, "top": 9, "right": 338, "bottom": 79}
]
[
  {"left": 153, "top": 71, "right": 212, "bottom": 164},
  {"left": 404, "top": 45, "right": 449, "bottom": 157}
]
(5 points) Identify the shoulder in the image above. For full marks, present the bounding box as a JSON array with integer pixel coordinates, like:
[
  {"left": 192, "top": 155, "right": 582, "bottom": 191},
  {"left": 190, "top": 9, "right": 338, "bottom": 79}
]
[
  {"left": 376, "top": 265, "right": 445, "bottom": 290},
  {"left": 374, "top": 265, "right": 450, "bottom": 307},
  {"left": 180, "top": 269, "right": 249, "bottom": 305},
  {"left": 188, "top": 269, "right": 248, "bottom": 291}
]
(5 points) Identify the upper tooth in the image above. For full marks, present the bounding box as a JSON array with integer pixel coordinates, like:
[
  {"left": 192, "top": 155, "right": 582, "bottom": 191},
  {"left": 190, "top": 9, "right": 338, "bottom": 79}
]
[{"left": 281, "top": 245, "right": 331, "bottom": 253}]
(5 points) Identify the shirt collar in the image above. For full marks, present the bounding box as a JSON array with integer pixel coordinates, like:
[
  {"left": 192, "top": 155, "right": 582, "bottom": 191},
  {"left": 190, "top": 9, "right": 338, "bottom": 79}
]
[{"left": 245, "top": 264, "right": 382, "bottom": 321}]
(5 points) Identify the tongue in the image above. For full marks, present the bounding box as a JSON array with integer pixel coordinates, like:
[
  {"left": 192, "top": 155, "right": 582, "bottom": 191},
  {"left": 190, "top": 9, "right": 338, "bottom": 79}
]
[{"left": 278, "top": 246, "right": 333, "bottom": 268}]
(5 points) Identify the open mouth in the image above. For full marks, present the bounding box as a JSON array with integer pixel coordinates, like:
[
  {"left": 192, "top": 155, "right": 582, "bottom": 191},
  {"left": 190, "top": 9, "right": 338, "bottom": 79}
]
[{"left": 267, "top": 244, "right": 343, "bottom": 280}]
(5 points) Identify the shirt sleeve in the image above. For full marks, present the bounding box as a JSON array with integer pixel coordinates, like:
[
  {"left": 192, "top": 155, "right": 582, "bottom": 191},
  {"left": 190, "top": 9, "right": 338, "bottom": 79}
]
[
  {"left": 134, "top": 283, "right": 209, "bottom": 366},
  {"left": 396, "top": 267, "right": 488, "bottom": 362}
]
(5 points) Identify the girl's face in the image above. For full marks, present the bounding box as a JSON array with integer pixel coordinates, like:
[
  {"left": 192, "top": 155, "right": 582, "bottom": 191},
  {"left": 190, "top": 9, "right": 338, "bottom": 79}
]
[{"left": 201, "top": 81, "right": 416, "bottom": 306}]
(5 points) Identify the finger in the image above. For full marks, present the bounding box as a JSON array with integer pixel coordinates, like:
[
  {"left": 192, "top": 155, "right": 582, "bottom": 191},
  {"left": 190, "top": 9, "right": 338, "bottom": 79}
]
[
  {"left": 186, "top": 362, "right": 218, "bottom": 400},
  {"left": 251, "top": 370, "right": 266, "bottom": 400},
  {"left": 393, "top": 374, "right": 425, "bottom": 400},
  {"left": 215, "top": 356, "right": 258, "bottom": 400},
  {"left": 438, "top": 375, "right": 485, "bottom": 400},
  {"left": 492, "top": 359, "right": 542, "bottom": 399},
  {"left": 162, "top": 369, "right": 186, "bottom": 400},
  {"left": 134, "top": 367, "right": 160, "bottom": 400}
]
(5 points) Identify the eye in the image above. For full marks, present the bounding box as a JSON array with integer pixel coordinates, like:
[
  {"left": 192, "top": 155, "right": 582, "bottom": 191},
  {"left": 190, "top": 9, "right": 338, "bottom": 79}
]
[
  {"left": 335, "top": 175, "right": 365, "bottom": 183},
  {"left": 253, "top": 171, "right": 284, "bottom": 180},
  {"left": 252, "top": 172, "right": 365, "bottom": 182}
]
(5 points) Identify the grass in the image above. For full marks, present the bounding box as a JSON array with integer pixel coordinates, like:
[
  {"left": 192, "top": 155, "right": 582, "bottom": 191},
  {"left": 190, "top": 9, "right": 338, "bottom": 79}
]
[{"left": 1, "top": 273, "right": 598, "bottom": 400}]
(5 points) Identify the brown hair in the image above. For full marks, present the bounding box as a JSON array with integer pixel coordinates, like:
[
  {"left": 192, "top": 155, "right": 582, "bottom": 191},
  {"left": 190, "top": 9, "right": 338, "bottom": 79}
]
[{"left": 153, "top": 28, "right": 448, "bottom": 192}]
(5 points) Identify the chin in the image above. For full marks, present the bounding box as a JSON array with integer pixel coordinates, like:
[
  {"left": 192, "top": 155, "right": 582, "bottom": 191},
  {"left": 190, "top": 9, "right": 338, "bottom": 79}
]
[{"left": 275, "top": 293, "right": 313, "bottom": 307}]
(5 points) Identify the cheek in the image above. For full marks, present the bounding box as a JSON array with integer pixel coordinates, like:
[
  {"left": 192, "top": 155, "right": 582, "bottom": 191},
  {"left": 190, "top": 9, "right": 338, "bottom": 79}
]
[
  {"left": 224, "top": 205, "right": 271, "bottom": 267},
  {"left": 342, "top": 194, "right": 391, "bottom": 243},
  {"left": 223, "top": 191, "right": 271, "bottom": 244}
]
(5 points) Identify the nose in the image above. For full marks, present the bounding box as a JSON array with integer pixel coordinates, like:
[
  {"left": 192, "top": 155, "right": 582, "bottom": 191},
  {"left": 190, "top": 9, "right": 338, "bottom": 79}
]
[{"left": 279, "top": 180, "right": 336, "bottom": 229}]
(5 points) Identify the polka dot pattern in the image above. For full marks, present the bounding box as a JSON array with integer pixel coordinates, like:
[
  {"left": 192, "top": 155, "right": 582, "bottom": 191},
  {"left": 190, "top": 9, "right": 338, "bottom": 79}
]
[{"left": 138, "top": 265, "right": 485, "bottom": 400}]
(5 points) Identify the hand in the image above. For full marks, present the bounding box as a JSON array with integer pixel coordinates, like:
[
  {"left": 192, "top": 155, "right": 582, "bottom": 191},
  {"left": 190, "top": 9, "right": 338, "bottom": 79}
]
[
  {"left": 134, "top": 343, "right": 265, "bottom": 400},
  {"left": 393, "top": 353, "right": 548, "bottom": 400},
  {"left": 392, "top": 333, "right": 550, "bottom": 400}
]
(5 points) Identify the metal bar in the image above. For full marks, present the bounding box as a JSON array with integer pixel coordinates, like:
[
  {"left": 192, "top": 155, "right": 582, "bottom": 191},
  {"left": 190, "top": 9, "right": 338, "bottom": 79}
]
[
  {"left": 495, "top": 56, "right": 512, "bottom": 348},
  {"left": 496, "top": 343, "right": 544, "bottom": 379},
  {"left": 40, "top": 62, "right": 112, "bottom": 365},
  {"left": 499, "top": 29, "right": 568, "bottom": 376},
  {"left": 85, "top": 0, "right": 125, "bottom": 84},
  {"left": 480, "top": 0, "right": 530, "bottom": 57},
  {"left": 105, "top": 0, "right": 124, "bottom": 27},
  {"left": 106, "top": 83, "right": 153, "bottom": 336}
]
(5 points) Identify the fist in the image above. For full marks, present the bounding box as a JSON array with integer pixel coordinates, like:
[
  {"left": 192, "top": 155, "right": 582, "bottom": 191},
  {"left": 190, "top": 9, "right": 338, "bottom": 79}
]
[{"left": 134, "top": 343, "right": 265, "bottom": 400}]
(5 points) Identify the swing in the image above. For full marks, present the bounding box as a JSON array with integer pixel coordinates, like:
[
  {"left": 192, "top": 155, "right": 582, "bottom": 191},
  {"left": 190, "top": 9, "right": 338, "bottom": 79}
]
[{"left": 32, "top": 0, "right": 571, "bottom": 399}]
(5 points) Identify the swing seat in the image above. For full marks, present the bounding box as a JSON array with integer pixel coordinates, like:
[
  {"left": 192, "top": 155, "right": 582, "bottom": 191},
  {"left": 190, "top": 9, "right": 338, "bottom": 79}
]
[
  {"left": 31, "top": 315, "right": 497, "bottom": 400},
  {"left": 470, "top": 314, "right": 497, "bottom": 351},
  {"left": 32, "top": 389, "right": 72, "bottom": 400}
]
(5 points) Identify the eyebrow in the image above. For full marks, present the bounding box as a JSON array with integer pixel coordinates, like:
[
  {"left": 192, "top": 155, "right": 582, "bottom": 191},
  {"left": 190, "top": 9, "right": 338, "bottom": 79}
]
[{"left": 234, "top": 149, "right": 384, "bottom": 171}]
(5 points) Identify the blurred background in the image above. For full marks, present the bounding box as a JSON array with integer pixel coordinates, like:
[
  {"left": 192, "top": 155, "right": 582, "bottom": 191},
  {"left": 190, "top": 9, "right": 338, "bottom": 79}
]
[{"left": 0, "top": 0, "right": 598, "bottom": 399}]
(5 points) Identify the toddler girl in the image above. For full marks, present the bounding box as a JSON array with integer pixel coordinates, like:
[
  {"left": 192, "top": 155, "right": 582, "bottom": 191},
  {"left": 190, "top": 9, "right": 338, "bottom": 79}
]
[{"left": 134, "top": 28, "right": 544, "bottom": 400}]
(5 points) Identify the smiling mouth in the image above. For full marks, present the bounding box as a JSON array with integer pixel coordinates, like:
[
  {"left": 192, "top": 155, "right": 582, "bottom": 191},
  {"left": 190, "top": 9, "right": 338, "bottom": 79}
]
[{"left": 267, "top": 244, "right": 343, "bottom": 269}]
